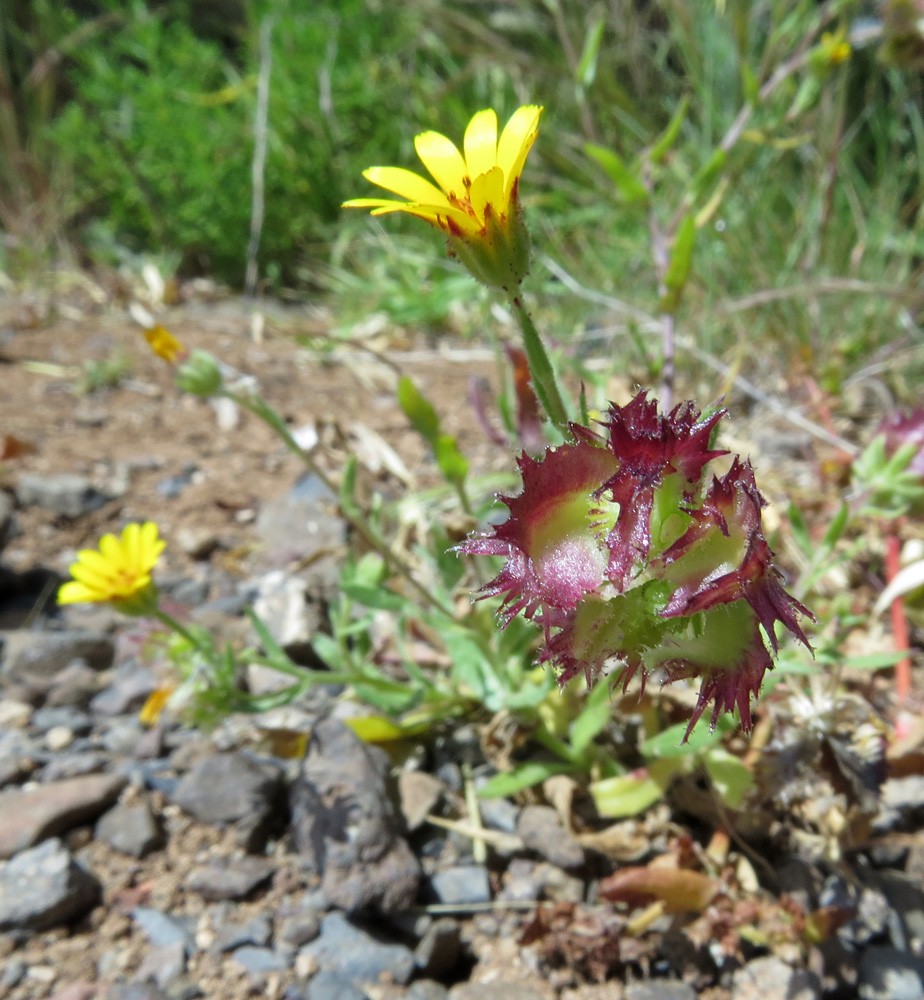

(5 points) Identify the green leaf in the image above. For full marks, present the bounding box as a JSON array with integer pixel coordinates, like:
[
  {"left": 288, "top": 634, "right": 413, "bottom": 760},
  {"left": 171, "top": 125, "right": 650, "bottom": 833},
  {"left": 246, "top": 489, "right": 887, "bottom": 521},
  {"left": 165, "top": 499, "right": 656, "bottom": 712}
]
[
  {"left": 703, "top": 748, "right": 754, "bottom": 809},
  {"left": 339, "top": 455, "right": 361, "bottom": 520},
  {"left": 659, "top": 213, "right": 696, "bottom": 314},
  {"left": 397, "top": 375, "right": 440, "bottom": 444},
  {"left": 820, "top": 502, "right": 849, "bottom": 552},
  {"left": 308, "top": 633, "right": 344, "bottom": 670},
  {"left": 639, "top": 714, "right": 732, "bottom": 760},
  {"left": 478, "top": 760, "right": 576, "bottom": 798},
  {"left": 569, "top": 678, "right": 615, "bottom": 755},
  {"left": 691, "top": 148, "right": 727, "bottom": 198},
  {"left": 841, "top": 649, "right": 912, "bottom": 672},
  {"left": 741, "top": 63, "right": 759, "bottom": 104},
  {"left": 434, "top": 433, "right": 469, "bottom": 486},
  {"left": 787, "top": 500, "right": 811, "bottom": 556},
  {"left": 590, "top": 758, "right": 684, "bottom": 818},
  {"left": 586, "top": 143, "right": 649, "bottom": 205},
  {"left": 339, "top": 581, "right": 408, "bottom": 611},
  {"left": 649, "top": 95, "right": 689, "bottom": 164},
  {"left": 576, "top": 11, "right": 605, "bottom": 88}
]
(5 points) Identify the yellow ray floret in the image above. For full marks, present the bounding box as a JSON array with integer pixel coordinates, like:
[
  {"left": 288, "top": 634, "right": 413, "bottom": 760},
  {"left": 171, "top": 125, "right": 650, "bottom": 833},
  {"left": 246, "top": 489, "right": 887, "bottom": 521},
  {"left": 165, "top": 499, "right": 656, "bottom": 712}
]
[
  {"left": 343, "top": 105, "right": 543, "bottom": 237},
  {"left": 58, "top": 522, "right": 165, "bottom": 605},
  {"left": 144, "top": 325, "right": 186, "bottom": 363}
]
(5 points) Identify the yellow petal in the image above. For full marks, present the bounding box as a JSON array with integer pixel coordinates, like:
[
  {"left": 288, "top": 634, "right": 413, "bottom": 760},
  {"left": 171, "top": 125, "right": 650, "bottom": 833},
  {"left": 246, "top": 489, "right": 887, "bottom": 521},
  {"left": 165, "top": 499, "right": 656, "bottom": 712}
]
[
  {"left": 364, "top": 200, "right": 481, "bottom": 234},
  {"left": 414, "top": 130, "right": 468, "bottom": 198},
  {"left": 98, "top": 533, "right": 122, "bottom": 561},
  {"left": 497, "top": 105, "right": 543, "bottom": 199},
  {"left": 463, "top": 109, "right": 498, "bottom": 180},
  {"left": 70, "top": 563, "right": 113, "bottom": 589},
  {"left": 74, "top": 549, "right": 117, "bottom": 576},
  {"left": 121, "top": 523, "right": 140, "bottom": 564},
  {"left": 58, "top": 580, "right": 98, "bottom": 605},
  {"left": 469, "top": 165, "right": 505, "bottom": 223},
  {"left": 361, "top": 166, "right": 451, "bottom": 209}
]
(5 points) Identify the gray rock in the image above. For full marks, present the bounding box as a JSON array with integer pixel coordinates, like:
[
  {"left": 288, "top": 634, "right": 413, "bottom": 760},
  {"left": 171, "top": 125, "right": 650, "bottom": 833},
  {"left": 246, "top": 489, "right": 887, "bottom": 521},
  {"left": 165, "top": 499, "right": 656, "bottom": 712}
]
[
  {"left": 398, "top": 770, "right": 443, "bottom": 832},
  {"left": 859, "top": 947, "right": 924, "bottom": 1000},
  {"left": 449, "top": 986, "right": 546, "bottom": 1000},
  {"left": 15, "top": 473, "right": 108, "bottom": 518},
  {"left": 305, "top": 969, "right": 368, "bottom": 1000},
  {"left": 252, "top": 570, "right": 334, "bottom": 669},
  {"left": 91, "top": 669, "right": 159, "bottom": 716},
  {"left": 478, "top": 794, "right": 519, "bottom": 834},
  {"left": 0, "top": 753, "right": 36, "bottom": 788},
  {"left": 32, "top": 705, "right": 92, "bottom": 733},
  {"left": 0, "top": 772, "right": 126, "bottom": 859},
  {"left": 302, "top": 911, "right": 415, "bottom": 986},
  {"left": 290, "top": 719, "right": 420, "bottom": 913},
  {"left": 278, "top": 910, "right": 321, "bottom": 948},
  {"left": 96, "top": 801, "right": 165, "bottom": 858},
  {"left": 102, "top": 718, "right": 147, "bottom": 755},
  {"left": 625, "top": 984, "right": 697, "bottom": 1000},
  {"left": 731, "top": 955, "right": 821, "bottom": 1000},
  {"left": 1, "top": 958, "right": 25, "bottom": 988},
  {"left": 133, "top": 940, "right": 187, "bottom": 989},
  {"left": 0, "top": 630, "right": 114, "bottom": 682},
  {"left": 41, "top": 751, "right": 108, "bottom": 782},
  {"left": 429, "top": 865, "right": 491, "bottom": 906},
  {"left": 107, "top": 986, "right": 171, "bottom": 1000},
  {"left": 414, "top": 917, "right": 461, "bottom": 977},
  {"left": 172, "top": 752, "right": 286, "bottom": 835},
  {"left": 231, "top": 945, "right": 287, "bottom": 974},
  {"left": 877, "top": 872, "right": 924, "bottom": 953},
  {"left": 44, "top": 659, "right": 105, "bottom": 708},
  {"left": 516, "top": 804, "right": 585, "bottom": 869},
  {"left": 214, "top": 914, "right": 273, "bottom": 953},
  {"left": 0, "top": 838, "right": 101, "bottom": 931},
  {"left": 0, "top": 490, "right": 16, "bottom": 555},
  {"left": 132, "top": 907, "right": 196, "bottom": 956},
  {"left": 187, "top": 856, "right": 275, "bottom": 901},
  {"left": 409, "top": 983, "right": 450, "bottom": 1000}
]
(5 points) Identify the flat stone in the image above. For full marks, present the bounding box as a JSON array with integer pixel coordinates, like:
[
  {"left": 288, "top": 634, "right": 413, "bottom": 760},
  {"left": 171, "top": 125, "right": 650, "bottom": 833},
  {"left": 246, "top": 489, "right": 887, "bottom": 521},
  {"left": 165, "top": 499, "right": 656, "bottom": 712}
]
[
  {"left": 414, "top": 917, "right": 461, "bottom": 977},
  {"left": 398, "top": 770, "right": 443, "bottom": 831},
  {"left": 15, "top": 473, "right": 108, "bottom": 518},
  {"left": 231, "top": 945, "right": 287, "bottom": 974},
  {"left": 302, "top": 911, "right": 415, "bottom": 986},
  {"left": 859, "top": 946, "right": 924, "bottom": 1000},
  {"left": 132, "top": 940, "right": 187, "bottom": 989},
  {"left": 41, "top": 751, "right": 109, "bottom": 783},
  {"left": 107, "top": 986, "right": 171, "bottom": 1000},
  {"left": 731, "top": 955, "right": 821, "bottom": 1000},
  {"left": 516, "top": 805, "right": 585, "bottom": 869},
  {"left": 0, "top": 838, "right": 101, "bottom": 931},
  {"left": 429, "top": 865, "right": 491, "bottom": 906},
  {"left": 290, "top": 719, "right": 419, "bottom": 913},
  {"left": 172, "top": 752, "right": 286, "bottom": 831},
  {"left": 625, "top": 984, "right": 697, "bottom": 1000},
  {"left": 131, "top": 907, "right": 196, "bottom": 956},
  {"left": 187, "top": 856, "right": 275, "bottom": 901},
  {"left": 305, "top": 969, "right": 368, "bottom": 1000},
  {"left": 449, "top": 986, "right": 547, "bottom": 1000},
  {"left": 0, "top": 630, "right": 114, "bottom": 682},
  {"left": 0, "top": 772, "right": 126, "bottom": 859},
  {"left": 409, "top": 982, "right": 450, "bottom": 1000},
  {"left": 214, "top": 914, "right": 272, "bottom": 952},
  {"left": 96, "top": 801, "right": 165, "bottom": 858},
  {"left": 90, "top": 669, "right": 159, "bottom": 717}
]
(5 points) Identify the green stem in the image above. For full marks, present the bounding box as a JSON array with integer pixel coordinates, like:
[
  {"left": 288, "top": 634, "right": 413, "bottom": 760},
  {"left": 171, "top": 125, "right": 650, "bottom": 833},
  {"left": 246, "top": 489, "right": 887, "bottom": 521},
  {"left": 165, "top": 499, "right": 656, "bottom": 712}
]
[
  {"left": 152, "top": 607, "right": 205, "bottom": 649},
  {"left": 226, "top": 389, "right": 456, "bottom": 619},
  {"left": 509, "top": 294, "right": 570, "bottom": 435}
]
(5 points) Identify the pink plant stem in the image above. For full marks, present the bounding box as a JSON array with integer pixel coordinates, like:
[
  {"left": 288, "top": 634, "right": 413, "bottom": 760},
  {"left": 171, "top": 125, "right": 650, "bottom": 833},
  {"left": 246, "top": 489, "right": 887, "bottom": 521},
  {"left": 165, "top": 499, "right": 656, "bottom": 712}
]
[{"left": 886, "top": 531, "right": 912, "bottom": 707}]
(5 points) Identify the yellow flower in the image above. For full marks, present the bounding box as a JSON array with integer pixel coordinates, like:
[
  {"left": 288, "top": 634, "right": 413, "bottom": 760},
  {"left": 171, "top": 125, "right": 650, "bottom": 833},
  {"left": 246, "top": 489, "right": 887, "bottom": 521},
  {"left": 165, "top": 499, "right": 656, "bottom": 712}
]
[
  {"left": 58, "top": 522, "right": 165, "bottom": 611},
  {"left": 817, "top": 30, "right": 851, "bottom": 68},
  {"left": 144, "top": 325, "right": 186, "bottom": 364},
  {"left": 344, "top": 105, "right": 543, "bottom": 290}
]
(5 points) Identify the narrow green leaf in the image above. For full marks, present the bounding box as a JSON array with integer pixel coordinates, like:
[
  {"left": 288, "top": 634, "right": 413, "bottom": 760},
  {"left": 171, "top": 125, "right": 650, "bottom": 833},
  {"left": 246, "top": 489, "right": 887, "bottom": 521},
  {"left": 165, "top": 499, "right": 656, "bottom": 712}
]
[
  {"left": 820, "top": 502, "right": 849, "bottom": 553},
  {"left": 586, "top": 143, "right": 648, "bottom": 205},
  {"left": 703, "top": 748, "right": 754, "bottom": 809},
  {"left": 590, "top": 758, "right": 684, "bottom": 818},
  {"left": 434, "top": 433, "right": 469, "bottom": 486},
  {"left": 639, "top": 714, "right": 732, "bottom": 760},
  {"left": 787, "top": 500, "right": 812, "bottom": 556},
  {"left": 397, "top": 375, "right": 440, "bottom": 444},
  {"left": 649, "top": 95, "right": 689, "bottom": 163},
  {"left": 842, "top": 649, "right": 912, "bottom": 672},
  {"left": 478, "top": 761, "right": 576, "bottom": 798},
  {"left": 691, "top": 148, "right": 727, "bottom": 198},
  {"left": 340, "top": 581, "right": 408, "bottom": 611},
  {"left": 569, "top": 678, "right": 615, "bottom": 755},
  {"left": 659, "top": 214, "right": 696, "bottom": 314},
  {"left": 339, "top": 455, "right": 361, "bottom": 520},
  {"left": 576, "top": 12, "right": 605, "bottom": 88}
]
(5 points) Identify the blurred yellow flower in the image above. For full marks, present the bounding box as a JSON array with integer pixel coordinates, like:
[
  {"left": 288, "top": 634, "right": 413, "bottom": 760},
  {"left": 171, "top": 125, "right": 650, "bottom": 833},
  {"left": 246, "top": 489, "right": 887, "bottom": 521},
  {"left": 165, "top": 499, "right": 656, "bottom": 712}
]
[
  {"left": 818, "top": 30, "right": 851, "bottom": 67},
  {"left": 344, "top": 106, "right": 543, "bottom": 289},
  {"left": 58, "top": 522, "right": 165, "bottom": 609},
  {"left": 144, "top": 325, "right": 186, "bottom": 363}
]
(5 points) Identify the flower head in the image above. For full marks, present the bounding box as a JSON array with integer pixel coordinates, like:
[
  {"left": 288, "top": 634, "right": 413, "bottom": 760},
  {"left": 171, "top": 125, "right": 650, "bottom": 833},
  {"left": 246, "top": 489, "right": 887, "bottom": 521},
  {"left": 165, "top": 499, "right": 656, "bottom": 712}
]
[
  {"left": 144, "top": 325, "right": 187, "bottom": 364},
  {"left": 343, "top": 106, "right": 543, "bottom": 290},
  {"left": 58, "top": 522, "right": 165, "bottom": 614},
  {"left": 458, "top": 393, "right": 813, "bottom": 737}
]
